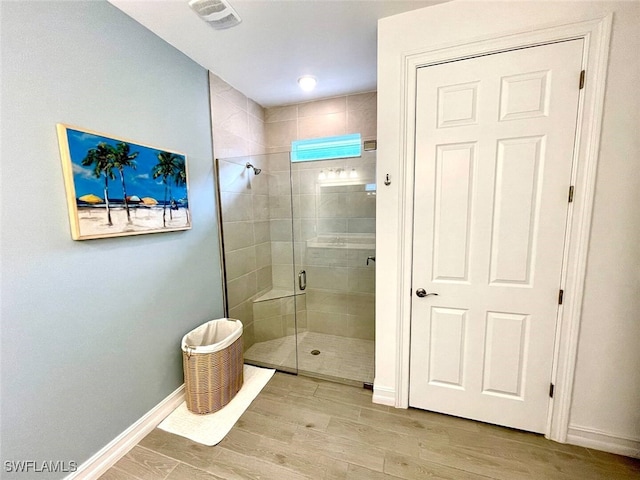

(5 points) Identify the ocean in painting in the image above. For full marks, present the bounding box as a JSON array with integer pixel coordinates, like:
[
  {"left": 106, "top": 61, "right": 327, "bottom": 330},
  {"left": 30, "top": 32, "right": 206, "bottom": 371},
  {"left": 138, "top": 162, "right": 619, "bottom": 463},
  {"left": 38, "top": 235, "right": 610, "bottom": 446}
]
[{"left": 63, "top": 126, "right": 191, "bottom": 238}]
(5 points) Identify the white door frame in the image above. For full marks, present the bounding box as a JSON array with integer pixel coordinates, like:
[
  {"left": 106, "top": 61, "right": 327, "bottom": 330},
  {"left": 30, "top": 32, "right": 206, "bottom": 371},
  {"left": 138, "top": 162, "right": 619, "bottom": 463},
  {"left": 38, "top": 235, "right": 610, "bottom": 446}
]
[{"left": 395, "top": 15, "right": 612, "bottom": 442}]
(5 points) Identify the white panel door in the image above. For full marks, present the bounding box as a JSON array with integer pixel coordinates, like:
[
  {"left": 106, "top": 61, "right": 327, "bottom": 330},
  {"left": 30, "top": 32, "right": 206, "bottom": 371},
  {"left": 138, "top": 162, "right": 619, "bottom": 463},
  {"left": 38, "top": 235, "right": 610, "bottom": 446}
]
[{"left": 409, "top": 40, "right": 583, "bottom": 433}]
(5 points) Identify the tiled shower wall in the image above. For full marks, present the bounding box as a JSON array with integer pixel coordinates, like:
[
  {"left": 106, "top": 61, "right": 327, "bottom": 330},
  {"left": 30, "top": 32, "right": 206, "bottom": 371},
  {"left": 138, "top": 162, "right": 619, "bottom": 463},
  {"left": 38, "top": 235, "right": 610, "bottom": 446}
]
[
  {"left": 265, "top": 93, "right": 378, "bottom": 341},
  {"left": 209, "top": 73, "right": 266, "bottom": 158},
  {"left": 212, "top": 81, "right": 378, "bottom": 346},
  {"left": 210, "top": 72, "right": 269, "bottom": 349},
  {"left": 254, "top": 151, "right": 307, "bottom": 346},
  {"left": 292, "top": 156, "right": 376, "bottom": 340},
  {"left": 265, "top": 92, "right": 377, "bottom": 152}
]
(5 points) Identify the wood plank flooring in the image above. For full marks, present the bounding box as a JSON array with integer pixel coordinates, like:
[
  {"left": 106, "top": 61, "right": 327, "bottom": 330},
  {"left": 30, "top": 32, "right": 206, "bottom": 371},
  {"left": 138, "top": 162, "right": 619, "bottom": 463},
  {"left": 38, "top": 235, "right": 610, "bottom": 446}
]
[{"left": 100, "top": 373, "right": 640, "bottom": 480}]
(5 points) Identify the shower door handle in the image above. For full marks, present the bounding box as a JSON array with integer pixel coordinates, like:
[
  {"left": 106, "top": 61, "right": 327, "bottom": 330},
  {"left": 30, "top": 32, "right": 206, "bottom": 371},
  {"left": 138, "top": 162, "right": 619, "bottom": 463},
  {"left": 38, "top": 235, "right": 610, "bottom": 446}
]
[{"left": 298, "top": 270, "right": 307, "bottom": 291}]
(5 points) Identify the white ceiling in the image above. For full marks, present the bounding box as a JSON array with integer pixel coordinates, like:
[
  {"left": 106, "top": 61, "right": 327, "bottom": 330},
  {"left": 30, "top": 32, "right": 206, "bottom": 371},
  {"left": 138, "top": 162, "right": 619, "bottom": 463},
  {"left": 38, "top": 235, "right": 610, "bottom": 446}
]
[{"left": 108, "top": 0, "right": 447, "bottom": 107}]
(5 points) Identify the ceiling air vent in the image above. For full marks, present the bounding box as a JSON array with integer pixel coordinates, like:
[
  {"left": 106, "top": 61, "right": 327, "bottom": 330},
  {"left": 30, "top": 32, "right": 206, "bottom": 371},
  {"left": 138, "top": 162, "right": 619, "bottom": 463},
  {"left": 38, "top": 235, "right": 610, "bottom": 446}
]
[{"left": 188, "top": 0, "right": 242, "bottom": 30}]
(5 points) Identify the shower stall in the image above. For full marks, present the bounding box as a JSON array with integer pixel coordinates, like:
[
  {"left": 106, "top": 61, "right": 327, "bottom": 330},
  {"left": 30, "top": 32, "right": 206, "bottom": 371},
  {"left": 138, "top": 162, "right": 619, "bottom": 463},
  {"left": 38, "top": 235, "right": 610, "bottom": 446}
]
[{"left": 215, "top": 150, "right": 376, "bottom": 385}]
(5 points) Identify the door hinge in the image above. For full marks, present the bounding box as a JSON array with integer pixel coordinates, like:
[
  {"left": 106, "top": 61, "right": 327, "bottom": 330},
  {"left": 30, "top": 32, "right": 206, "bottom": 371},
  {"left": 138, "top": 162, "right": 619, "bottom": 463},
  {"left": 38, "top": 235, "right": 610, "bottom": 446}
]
[
  {"left": 579, "top": 70, "right": 585, "bottom": 90},
  {"left": 568, "top": 186, "right": 574, "bottom": 203},
  {"left": 549, "top": 383, "right": 555, "bottom": 398},
  {"left": 558, "top": 289, "right": 564, "bottom": 305}
]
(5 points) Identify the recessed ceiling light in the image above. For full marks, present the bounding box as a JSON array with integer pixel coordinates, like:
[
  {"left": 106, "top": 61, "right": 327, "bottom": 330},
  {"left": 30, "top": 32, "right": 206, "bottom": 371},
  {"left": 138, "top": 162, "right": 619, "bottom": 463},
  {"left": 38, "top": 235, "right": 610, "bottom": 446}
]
[{"left": 298, "top": 75, "right": 317, "bottom": 92}]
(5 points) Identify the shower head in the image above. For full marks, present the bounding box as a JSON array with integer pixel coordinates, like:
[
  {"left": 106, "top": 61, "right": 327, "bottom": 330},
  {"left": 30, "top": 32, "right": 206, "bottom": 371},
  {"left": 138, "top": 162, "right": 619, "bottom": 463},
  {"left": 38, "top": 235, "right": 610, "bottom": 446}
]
[{"left": 246, "top": 162, "right": 261, "bottom": 175}]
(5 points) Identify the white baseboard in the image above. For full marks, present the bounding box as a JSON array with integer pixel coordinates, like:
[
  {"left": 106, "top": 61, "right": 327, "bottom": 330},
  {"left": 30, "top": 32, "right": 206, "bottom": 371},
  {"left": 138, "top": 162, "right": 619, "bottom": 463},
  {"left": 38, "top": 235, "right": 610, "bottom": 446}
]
[
  {"left": 567, "top": 424, "right": 640, "bottom": 458},
  {"left": 66, "top": 385, "right": 185, "bottom": 480},
  {"left": 372, "top": 384, "right": 396, "bottom": 406}
]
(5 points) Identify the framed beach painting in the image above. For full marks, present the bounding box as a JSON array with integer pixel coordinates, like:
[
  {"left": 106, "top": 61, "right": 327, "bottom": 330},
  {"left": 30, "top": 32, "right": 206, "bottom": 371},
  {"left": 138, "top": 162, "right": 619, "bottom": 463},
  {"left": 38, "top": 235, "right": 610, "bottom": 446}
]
[{"left": 57, "top": 124, "right": 191, "bottom": 240}]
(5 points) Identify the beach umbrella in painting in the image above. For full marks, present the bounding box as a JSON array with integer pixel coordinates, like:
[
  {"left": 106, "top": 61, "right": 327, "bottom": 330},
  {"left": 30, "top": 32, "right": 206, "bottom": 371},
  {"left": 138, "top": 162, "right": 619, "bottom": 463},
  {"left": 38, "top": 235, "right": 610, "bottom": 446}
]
[
  {"left": 78, "top": 194, "right": 102, "bottom": 204},
  {"left": 127, "top": 195, "right": 141, "bottom": 203},
  {"left": 141, "top": 197, "right": 158, "bottom": 205}
]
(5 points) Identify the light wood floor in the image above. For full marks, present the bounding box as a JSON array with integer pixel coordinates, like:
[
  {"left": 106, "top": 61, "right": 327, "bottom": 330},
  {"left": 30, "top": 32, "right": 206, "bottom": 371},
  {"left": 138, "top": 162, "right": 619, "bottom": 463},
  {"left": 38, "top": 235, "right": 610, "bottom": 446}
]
[{"left": 100, "top": 373, "right": 640, "bottom": 480}]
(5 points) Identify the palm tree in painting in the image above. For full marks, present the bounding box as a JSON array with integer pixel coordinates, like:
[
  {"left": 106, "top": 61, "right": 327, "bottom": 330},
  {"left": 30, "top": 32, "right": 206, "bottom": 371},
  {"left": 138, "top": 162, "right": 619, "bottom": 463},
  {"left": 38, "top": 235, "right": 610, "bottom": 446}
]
[
  {"left": 152, "top": 151, "right": 181, "bottom": 227},
  {"left": 173, "top": 157, "right": 189, "bottom": 225},
  {"left": 81, "top": 142, "right": 116, "bottom": 226},
  {"left": 112, "top": 142, "right": 139, "bottom": 223}
]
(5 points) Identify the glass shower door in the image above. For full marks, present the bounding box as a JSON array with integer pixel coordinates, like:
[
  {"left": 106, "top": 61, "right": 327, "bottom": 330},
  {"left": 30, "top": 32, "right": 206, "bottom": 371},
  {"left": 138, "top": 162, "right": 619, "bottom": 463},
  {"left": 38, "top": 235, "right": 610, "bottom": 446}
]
[
  {"left": 216, "top": 152, "right": 299, "bottom": 373},
  {"left": 290, "top": 150, "right": 376, "bottom": 384}
]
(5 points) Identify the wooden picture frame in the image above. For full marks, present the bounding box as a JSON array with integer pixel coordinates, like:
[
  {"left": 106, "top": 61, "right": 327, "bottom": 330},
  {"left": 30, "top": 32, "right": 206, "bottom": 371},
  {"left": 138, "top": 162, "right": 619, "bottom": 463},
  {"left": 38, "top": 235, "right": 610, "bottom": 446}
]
[{"left": 57, "top": 124, "right": 191, "bottom": 240}]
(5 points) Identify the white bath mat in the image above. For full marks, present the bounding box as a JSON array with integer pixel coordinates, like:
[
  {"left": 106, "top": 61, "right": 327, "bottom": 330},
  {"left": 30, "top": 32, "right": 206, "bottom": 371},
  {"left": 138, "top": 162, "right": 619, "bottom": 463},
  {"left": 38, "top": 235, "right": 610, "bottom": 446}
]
[{"left": 158, "top": 364, "right": 275, "bottom": 446}]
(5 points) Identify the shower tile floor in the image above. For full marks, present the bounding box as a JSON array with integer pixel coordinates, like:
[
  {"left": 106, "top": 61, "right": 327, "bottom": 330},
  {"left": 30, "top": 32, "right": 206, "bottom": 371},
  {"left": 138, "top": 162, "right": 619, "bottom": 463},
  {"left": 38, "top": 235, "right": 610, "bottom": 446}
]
[{"left": 244, "top": 331, "right": 374, "bottom": 384}]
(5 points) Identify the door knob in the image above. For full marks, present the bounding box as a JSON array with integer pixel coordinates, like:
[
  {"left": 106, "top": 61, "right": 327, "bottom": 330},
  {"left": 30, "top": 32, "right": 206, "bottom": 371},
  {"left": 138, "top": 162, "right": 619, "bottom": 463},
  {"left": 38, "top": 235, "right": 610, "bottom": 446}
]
[{"left": 416, "top": 288, "right": 438, "bottom": 298}]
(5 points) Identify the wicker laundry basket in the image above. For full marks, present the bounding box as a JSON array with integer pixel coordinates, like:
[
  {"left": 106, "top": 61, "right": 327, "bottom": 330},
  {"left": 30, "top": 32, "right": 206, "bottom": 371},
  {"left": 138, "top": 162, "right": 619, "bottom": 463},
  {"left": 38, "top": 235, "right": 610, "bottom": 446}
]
[{"left": 181, "top": 318, "right": 244, "bottom": 414}]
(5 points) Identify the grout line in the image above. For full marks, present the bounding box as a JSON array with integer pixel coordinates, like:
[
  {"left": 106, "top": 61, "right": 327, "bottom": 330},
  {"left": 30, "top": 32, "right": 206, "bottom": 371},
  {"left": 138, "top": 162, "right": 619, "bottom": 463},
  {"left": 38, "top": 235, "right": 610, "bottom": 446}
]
[
  {"left": 135, "top": 445, "right": 185, "bottom": 472},
  {"left": 108, "top": 465, "right": 144, "bottom": 480},
  {"left": 161, "top": 462, "right": 179, "bottom": 480}
]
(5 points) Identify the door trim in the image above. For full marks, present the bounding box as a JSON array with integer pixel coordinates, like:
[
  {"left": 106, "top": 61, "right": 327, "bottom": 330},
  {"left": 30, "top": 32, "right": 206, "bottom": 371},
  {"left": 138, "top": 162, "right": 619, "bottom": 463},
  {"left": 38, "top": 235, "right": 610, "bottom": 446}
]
[{"left": 395, "top": 15, "right": 612, "bottom": 442}]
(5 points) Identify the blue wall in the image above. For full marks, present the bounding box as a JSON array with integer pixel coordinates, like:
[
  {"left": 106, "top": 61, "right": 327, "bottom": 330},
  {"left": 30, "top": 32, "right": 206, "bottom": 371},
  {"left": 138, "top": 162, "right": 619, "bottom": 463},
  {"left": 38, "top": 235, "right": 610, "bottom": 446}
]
[{"left": 0, "top": 1, "right": 223, "bottom": 476}]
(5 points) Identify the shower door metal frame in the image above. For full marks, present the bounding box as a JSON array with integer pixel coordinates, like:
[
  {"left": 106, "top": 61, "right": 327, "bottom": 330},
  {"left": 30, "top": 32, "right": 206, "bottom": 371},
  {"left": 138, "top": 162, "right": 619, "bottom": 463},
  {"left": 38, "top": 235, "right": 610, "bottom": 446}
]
[{"left": 213, "top": 158, "right": 230, "bottom": 317}]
